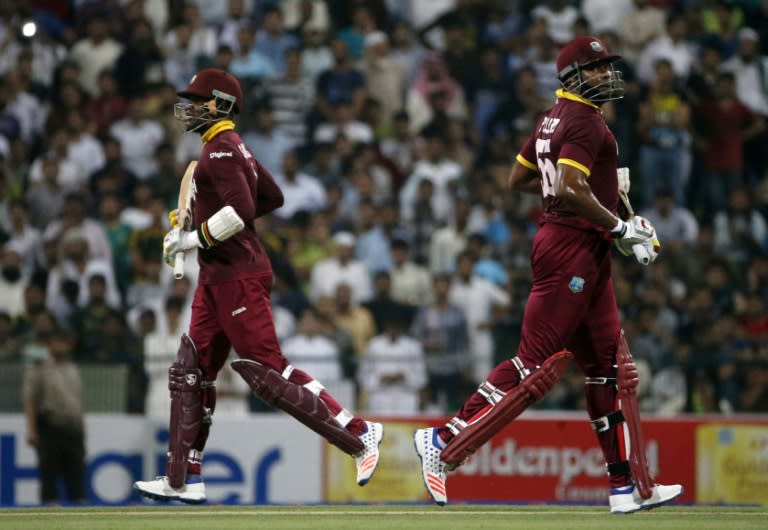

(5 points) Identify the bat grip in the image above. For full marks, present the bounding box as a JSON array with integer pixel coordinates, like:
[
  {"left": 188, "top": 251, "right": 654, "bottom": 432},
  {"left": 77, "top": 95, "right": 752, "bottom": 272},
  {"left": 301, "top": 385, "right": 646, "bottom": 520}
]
[{"left": 173, "top": 251, "right": 185, "bottom": 279}]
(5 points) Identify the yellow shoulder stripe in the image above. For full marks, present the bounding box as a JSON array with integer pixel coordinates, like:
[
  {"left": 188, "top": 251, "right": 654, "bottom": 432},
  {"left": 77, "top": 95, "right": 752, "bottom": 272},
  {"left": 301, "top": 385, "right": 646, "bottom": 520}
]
[
  {"left": 516, "top": 154, "right": 537, "bottom": 171},
  {"left": 558, "top": 158, "right": 591, "bottom": 177}
]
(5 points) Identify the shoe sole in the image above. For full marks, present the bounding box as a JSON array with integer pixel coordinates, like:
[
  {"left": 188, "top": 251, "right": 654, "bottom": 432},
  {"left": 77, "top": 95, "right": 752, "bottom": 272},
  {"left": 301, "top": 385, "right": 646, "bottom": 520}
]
[
  {"left": 611, "top": 487, "right": 683, "bottom": 515},
  {"left": 357, "top": 424, "right": 384, "bottom": 486},
  {"left": 133, "top": 484, "right": 207, "bottom": 505},
  {"left": 413, "top": 430, "right": 446, "bottom": 506}
]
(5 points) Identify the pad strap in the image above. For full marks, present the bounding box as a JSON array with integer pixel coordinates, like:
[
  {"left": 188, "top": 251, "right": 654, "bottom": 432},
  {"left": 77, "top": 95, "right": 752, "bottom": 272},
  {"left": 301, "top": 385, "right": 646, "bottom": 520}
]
[
  {"left": 607, "top": 460, "right": 631, "bottom": 476},
  {"left": 585, "top": 376, "right": 616, "bottom": 385},
  {"left": 590, "top": 410, "right": 625, "bottom": 433},
  {"left": 477, "top": 381, "right": 506, "bottom": 405}
]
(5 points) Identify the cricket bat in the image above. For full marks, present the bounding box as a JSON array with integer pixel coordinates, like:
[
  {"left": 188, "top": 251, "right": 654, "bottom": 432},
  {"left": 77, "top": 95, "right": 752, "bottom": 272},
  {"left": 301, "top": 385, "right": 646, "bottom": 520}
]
[
  {"left": 173, "top": 161, "right": 197, "bottom": 279},
  {"left": 617, "top": 167, "right": 634, "bottom": 218}
]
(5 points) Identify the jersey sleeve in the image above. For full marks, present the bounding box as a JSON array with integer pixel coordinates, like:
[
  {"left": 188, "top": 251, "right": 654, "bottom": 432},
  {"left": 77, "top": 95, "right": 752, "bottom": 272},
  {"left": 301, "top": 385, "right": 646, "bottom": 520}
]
[
  {"left": 208, "top": 142, "right": 257, "bottom": 221},
  {"left": 557, "top": 114, "right": 603, "bottom": 177},
  {"left": 516, "top": 118, "right": 542, "bottom": 171},
  {"left": 253, "top": 159, "right": 284, "bottom": 217}
]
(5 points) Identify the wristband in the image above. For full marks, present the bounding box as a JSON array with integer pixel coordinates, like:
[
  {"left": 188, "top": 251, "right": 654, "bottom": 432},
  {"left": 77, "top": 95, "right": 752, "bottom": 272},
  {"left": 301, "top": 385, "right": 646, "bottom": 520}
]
[{"left": 610, "top": 218, "right": 626, "bottom": 237}]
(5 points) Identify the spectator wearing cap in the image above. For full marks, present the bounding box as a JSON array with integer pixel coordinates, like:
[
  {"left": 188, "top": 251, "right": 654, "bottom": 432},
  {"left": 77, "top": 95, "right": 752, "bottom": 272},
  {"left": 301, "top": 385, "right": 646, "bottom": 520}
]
[
  {"left": 721, "top": 26, "right": 768, "bottom": 181},
  {"left": 721, "top": 27, "right": 768, "bottom": 117},
  {"left": 359, "top": 30, "right": 405, "bottom": 134},
  {"left": 310, "top": 231, "right": 372, "bottom": 304}
]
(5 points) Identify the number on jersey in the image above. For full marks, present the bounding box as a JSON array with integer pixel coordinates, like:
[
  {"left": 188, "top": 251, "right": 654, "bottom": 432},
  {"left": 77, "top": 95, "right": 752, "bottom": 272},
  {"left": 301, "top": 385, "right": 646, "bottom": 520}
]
[{"left": 535, "top": 138, "right": 556, "bottom": 197}]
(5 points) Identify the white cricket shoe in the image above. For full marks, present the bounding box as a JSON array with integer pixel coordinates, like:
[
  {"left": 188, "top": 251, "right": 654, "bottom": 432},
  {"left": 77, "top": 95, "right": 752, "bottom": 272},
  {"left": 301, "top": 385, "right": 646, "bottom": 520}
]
[
  {"left": 133, "top": 475, "right": 206, "bottom": 504},
  {"left": 413, "top": 427, "right": 448, "bottom": 505},
  {"left": 609, "top": 482, "right": 683, "bottom": 514},
  {"left": 355, "top": 421, "right": 384, "bottom": 486}
]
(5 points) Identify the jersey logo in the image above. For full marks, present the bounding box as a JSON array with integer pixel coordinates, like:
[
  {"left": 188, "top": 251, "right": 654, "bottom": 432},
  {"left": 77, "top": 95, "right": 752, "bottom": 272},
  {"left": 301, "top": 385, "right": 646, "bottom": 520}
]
[
  {"left": 569, "top": 276, "right": 585, "bottom": 293},
  {"left": 209, "top": 151, "right": 234, "bottom": 159},
  {"left": 232, "top": 306, "right": 247, "bottom": 317}
]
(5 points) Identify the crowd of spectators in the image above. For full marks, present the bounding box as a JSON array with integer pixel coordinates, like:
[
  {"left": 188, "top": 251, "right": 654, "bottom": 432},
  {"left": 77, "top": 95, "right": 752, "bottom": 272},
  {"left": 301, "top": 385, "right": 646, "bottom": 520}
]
[{"left": 2, "top": 0, "right": 768, "bottom": 419}]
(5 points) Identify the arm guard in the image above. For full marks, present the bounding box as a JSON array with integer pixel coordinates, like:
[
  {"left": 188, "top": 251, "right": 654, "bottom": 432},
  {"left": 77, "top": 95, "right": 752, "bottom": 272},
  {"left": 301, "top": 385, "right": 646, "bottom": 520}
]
[{"left": 196, "top": 205, "right": 245, "bottom": 249}]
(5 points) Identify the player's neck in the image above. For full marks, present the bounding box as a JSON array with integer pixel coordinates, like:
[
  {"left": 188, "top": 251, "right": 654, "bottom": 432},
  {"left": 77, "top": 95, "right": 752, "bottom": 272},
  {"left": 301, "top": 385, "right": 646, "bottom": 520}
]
[
  {"left": 555, "top": 88, "right": 601, "bottom": 110},
  {"left": 201, "top": 119, "right": 236, "bottom": 143}
]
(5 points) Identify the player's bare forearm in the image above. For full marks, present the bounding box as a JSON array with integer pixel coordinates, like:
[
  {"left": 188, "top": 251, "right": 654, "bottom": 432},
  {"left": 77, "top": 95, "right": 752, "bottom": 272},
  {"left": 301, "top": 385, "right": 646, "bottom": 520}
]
[
  {"left": 555, "top": 164, "right": 619, "bottom": 231},
  {"left": 507, "top": 161, "right": 541, "bottom": 194}
]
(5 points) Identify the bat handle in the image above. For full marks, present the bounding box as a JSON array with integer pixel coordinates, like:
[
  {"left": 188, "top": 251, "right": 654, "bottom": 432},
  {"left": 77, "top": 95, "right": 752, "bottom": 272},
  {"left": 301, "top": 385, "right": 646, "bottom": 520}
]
[{"left": 173, "top": 251, "right": 185, "bottom": 279}]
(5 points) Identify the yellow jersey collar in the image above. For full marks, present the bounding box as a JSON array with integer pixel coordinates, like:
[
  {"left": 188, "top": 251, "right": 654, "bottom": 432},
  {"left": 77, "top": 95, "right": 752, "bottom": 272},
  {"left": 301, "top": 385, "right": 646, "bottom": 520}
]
[
  {"left": 555, "top": 89, "right": 600, "bottom": 110},
  {"left": 201, "top": 119, "right": 235, "bottom": 143}
]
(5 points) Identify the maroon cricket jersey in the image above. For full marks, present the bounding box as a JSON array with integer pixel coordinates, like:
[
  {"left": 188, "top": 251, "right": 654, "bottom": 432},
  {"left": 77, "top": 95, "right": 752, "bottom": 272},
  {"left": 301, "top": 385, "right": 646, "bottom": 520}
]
[
  {"left": 192, "top": 122, "right": 284, "bottom": 284},
  {"left": 517, "top": 89, "right": 619, "bottom": 232}
]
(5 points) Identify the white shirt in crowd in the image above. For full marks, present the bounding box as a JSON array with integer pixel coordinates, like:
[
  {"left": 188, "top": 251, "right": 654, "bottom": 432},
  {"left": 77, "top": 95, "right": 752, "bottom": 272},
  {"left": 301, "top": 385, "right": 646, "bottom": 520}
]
[
  {"left": 399, "top": 159, "right": 462, "bottom": 223},
  {"left": 358, "top": 333, "right": 426, "bottom": 416},
  {"left": 281, "top": 332, "right": 342, "bottom": 385},
  {"left": 109, "top": 118, "right": 166, "bottom": 179},
  {"left": 273, "top": 173, "right": 328, "bottom": 219},
  {"left": 390, "top": 261, "right": 433, "bottom": 307},
  {"left": 310, "top": 258, "right": 373, "bottom": 304},
  {"left": 68, "top": 37, "right": 123, "bottom": 96},
  {"left": 449, "top": 275, "right": 510, "bottom": 383},
  {"left": 721, "top": 53, "right": 768, "bottom": 117}
]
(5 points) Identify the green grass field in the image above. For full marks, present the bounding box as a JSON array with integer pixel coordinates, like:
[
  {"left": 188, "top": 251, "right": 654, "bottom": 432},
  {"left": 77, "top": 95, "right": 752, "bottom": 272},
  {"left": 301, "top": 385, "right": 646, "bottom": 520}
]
[{"left": 0, "top": 505, "right": 764, "bottom": 530}]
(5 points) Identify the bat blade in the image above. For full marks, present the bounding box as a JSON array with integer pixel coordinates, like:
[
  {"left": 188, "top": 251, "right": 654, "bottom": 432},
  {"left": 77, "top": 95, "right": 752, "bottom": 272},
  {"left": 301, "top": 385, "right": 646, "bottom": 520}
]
[{"left": 173, "top": 161, "right": 197, "bottom": 279}]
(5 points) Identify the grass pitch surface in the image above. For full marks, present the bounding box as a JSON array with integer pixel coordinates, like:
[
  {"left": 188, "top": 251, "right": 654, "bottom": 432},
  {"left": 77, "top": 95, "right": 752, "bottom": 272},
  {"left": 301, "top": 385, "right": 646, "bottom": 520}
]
[{"left": 0, "top": 504, "right": 763, "bottom": 530}]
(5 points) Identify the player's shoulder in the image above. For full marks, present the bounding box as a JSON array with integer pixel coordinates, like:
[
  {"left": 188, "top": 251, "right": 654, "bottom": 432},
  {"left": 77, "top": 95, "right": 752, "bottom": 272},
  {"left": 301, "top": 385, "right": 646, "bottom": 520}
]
[
  {"left": 203, "top": 131, "right": 247, "bottom": 161},
  {"left": 558, "top": 101, "right": 606, "bottom": 135}
]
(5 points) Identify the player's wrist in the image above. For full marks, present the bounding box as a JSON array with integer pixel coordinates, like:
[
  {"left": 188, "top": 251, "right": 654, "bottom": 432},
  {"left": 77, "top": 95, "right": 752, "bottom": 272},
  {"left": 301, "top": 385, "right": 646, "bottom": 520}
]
[{"left": 610, "top": 218, "right": 627, "bottom": 238}]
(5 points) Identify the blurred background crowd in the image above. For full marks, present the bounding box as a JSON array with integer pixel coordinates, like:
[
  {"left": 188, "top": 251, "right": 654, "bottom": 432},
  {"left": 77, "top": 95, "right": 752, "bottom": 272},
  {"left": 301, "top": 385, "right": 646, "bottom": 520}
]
[{"left": 2, "top": 0, "right": 768, "bottom": 420}]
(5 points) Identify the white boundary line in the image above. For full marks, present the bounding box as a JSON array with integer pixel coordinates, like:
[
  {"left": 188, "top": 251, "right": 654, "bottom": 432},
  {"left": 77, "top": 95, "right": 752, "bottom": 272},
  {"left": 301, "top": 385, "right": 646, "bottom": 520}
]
[{"left": 0, "top": 509, "right": 764, "bottom": 517}]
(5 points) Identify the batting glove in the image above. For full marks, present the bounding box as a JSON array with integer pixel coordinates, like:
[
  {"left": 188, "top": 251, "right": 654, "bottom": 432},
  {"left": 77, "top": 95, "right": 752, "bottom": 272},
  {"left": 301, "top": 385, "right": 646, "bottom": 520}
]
[
  {"left": 632, "top": 235, "right": 661, "bottom": 266},
  {"left": 611, "top": 215, "right": 655, "bottom": 252},
  {"left": 162, "top": 228, "right": 199, "bottom": 267},
  {"left": 168, "top": 209, "right": 180, "bottom": 229}
]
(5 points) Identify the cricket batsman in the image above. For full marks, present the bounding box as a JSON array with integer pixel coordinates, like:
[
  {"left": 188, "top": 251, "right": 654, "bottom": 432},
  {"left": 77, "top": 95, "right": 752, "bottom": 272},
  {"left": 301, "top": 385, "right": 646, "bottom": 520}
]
[
  {"left": 134, "top": 69, "right": 383, "bottom": 503},
  {"left": 413, "top": 37, "right": 682, "bottom": 513}
]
